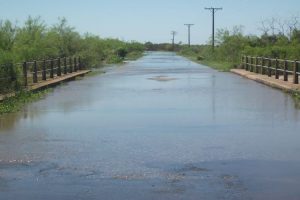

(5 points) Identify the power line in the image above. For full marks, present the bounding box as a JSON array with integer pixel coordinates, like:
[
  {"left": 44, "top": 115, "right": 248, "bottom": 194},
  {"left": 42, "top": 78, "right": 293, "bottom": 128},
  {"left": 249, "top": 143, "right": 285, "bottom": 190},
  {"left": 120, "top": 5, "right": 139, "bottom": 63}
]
[
  {"left": 184, "top": 24, "right": 194, "bottom": 47},
  {"left": 205, "top": 7, "right": 222, "bottom": 52},
  {"left": 171, "top": 31, "right": 177, "bottom": 51}
]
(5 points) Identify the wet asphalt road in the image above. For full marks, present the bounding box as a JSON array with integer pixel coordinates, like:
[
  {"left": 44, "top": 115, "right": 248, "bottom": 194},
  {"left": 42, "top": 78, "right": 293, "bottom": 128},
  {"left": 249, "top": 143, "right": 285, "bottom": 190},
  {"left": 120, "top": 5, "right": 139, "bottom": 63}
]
[{"left": 1, "top": 52, "right": 300, "bottom": 200}]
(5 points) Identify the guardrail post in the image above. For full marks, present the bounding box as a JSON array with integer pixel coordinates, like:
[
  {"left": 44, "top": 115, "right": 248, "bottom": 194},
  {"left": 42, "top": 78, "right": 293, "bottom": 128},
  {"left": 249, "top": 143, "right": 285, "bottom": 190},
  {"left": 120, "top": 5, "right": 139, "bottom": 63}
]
[
  {"left": 8, "top": 63, "right": 15, "bottom": 82},
  {"left": 50, "top": 59, "right": 54, "bottom": 78},
  {"left": 240, "top": 56, "right": 243, "bottom": 69},
  {"left": 42, "top": 59, "right": 46, "bottom": 80},
  {"left": 275, "top": 58, "right": 279, "bottom": 79},
  {"left": 57, "top": 57, "right": 61, "bottom": 76},
  {"left": 255, "top": 57, "right": 259, "bottom": 73},
  {"left": 267, "top": 58, "right": 271, "bottom": 77},
  {"left": 23, "top": 62, "right": 28, "bottom": 87},
  {"left": 252, "top": 57, "right": 254, "bottom": 72},
  {"left": 261, "top": 57, "right": 264, "bottom": 75},
  {"left": 245, "top": 56, "right": 248, "bottom": 71},
  {"left": 250, "top": 57, "right": 253, "bottom": 72},
  {"left": 293, "top": 60, "right": 299, "bottom": 84},
  {"left": 78, "top": 57, "right": 82, "bottom": 70},
  {"left": 69, "top": 57, "right": 73, "bottom": 73},
  {"left": 74, "top": 57, "right": 77, "bottom": 72},
  {"left": 64, "top": 57, "right": 67, "bottom": 74},
  {"left": 33, "top": 60, "right": 38, "bottom": 83},
  {"left": 284, "top": 60, "right": 288, "bottom": 81}
]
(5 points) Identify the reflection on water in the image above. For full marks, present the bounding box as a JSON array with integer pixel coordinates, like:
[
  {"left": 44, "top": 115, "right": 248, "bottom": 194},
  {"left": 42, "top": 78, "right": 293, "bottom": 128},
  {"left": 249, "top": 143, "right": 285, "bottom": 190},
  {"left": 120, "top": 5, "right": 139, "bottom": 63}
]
[
  {"left": 0, "top": 51, "right": 300, "bottom": 200},
  {"left": 0, "top": 78, "right": 101, "bottom": 131},
  {"left": 292, "top": 95, "right": 300, "bottom": 109},
  {"left": 0, "top": 112, "right": 22, "bottom": 131}
]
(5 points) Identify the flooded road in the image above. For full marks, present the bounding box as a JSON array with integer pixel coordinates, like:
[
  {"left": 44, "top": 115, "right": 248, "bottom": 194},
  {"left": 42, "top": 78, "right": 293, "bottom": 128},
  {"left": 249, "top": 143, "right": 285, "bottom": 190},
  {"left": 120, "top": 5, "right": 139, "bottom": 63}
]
[{"left": 1, "top": 51, "right": 300, "bottom": 200}]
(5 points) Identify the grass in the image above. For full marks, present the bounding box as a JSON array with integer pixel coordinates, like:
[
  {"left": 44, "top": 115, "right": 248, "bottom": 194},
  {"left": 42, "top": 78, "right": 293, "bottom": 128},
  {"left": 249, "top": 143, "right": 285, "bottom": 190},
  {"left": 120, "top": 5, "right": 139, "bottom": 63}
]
[
  {"left": 197, "top": 60, "right": 235, "bottom": 72},
  {"left": 292, "top": 91, "right": 300, "bottom": 108},
  {"left": 0, "top": 89, "right": 52, "bottom": 114},
  {"left": 179, "top": 53, "right": 235, "bottom": 72},
  {"left": 294, "top": 92, "right": 300, "bottom": 100},
  {"left": 85, "top": 69, "right": 106, "bottom": 77},
  {"left": 125, "top": 51, "right": 144, "bottom": 61}
]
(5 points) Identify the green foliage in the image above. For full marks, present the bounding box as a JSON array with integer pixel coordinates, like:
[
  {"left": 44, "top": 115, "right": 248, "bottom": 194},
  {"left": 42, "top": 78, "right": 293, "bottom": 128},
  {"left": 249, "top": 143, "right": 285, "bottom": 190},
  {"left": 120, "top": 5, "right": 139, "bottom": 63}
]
[
  {"left": 0, "top": 20, "right": 16, "bottom": 64},
  {"left": 179, "top": 46, "right": 199, "bottom": 58},
  {"left": 0, "top": 20, "right": 16, "bottom": 52},
  {"left": 106, "top": 54, "right": 123, "bottom": 64},
  {"left": 292, "top": 91, "right": 300, "bottom": 109},
  {"left": 0, "top": 16, "right": 145, "bottom": 94},
  {"left": 0, "top": 63, "right": 20, "bottom": 93},
  {"left": 116, "top": 47, "right": 127, "bottom": 58},
  {"left": 0, "top": 89, "right": 51, "bottom": 114},
  {"left": 13, "top": 16, "right": 51, "bottom": 61},
  {"left": 293, "top": 91, "right": 300, "bottom": 100},
  {"left": 50, "top": 17, "right": 81, "bottom": 57},
  {"left": 179, "top": 25, "right": 300, "bottom": 71},
  {"left": 0, "top": 16, "right": 145, "bottom": 66}
]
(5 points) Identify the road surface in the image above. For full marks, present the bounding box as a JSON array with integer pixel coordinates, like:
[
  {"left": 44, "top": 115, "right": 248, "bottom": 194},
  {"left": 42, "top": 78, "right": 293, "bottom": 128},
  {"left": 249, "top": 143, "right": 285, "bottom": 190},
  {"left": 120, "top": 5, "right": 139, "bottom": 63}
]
[{"left": 1, "top": 52, "right": 300, "bottom": 200}]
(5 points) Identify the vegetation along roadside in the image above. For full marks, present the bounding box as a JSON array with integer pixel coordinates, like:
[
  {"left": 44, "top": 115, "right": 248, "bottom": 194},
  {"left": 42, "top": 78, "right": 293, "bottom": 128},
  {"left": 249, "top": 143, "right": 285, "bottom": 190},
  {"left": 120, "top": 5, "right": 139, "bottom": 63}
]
[
  {"left": 0, "top": 89, "right": 52, "bottom": 114},
  {"left": 0, "top": 16, "right": 145, "bottom": 114},
  {"left": 144, "top": 15, "right": 300, "bottom": 72}
]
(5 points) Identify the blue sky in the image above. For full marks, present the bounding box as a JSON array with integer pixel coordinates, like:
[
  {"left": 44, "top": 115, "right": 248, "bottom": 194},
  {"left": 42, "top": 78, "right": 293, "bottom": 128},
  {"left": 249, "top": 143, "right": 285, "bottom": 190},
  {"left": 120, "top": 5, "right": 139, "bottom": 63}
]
[{"left": 0, "top": 0, "right": 300, "bottom": 44}]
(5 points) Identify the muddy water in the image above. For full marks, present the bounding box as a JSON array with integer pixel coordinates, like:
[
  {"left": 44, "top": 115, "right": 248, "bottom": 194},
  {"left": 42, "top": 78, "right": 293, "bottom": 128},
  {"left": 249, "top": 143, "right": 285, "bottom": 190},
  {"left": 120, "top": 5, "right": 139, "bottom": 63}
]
[{"left": 1, "top": 51, "right": 300, "bottom": 200}]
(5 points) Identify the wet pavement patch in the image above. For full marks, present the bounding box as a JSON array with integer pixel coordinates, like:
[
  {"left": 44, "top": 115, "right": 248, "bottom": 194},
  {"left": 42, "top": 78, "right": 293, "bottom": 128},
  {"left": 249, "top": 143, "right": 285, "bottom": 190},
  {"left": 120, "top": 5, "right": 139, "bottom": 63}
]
[
  {"left": 145, "top": 162, "right": 250, "bottom": 200},
  {"left": 112, "top": 173, "right": 148, "bottom": 181},
  {"left": 178, "top": 164, "right": 210, "bottom": 173},
  {"left": 0, "top": 159, "right": 34, "bottom": 169},
  {"left": 148, "top": 75, "right": 178, "bottom": 82}
]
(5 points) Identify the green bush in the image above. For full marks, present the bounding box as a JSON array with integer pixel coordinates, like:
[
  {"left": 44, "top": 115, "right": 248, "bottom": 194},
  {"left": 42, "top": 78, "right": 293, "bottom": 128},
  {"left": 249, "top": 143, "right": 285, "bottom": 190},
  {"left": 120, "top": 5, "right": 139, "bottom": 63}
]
[{"left": 116, "top": 47, "right": 128, "bottom": 58}]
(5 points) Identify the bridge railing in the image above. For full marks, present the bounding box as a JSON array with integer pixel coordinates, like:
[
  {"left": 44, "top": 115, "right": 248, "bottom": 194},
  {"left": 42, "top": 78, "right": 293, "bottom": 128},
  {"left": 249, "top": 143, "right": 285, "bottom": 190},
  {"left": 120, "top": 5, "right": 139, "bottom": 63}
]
[
  {"left": 241, "top": 56, "right": 299, "bottom": 84},
  {"left": 0, "top": 56, "right": 84, "bottom": 94}
]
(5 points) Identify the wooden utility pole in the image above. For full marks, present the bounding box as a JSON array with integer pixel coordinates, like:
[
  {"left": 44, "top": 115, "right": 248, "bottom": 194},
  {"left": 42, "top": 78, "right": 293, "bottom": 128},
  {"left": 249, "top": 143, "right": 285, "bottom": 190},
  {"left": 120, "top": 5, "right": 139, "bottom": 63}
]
[
  {"left": 184, "top": 24, "right": 194, "bottom": 47},
  {"left": 171, "top": 31, "right": 177, "bottom": 51},
  {"left": 205, "top": 7, "right": 222, "bottom": 52}
]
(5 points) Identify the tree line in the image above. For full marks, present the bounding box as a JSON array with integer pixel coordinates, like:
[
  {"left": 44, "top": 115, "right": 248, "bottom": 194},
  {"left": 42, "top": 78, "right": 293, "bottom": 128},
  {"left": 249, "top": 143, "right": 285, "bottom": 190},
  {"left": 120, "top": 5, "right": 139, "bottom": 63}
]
[
  {"left": 209, "top": 15, "right": 300, "bottom": 63},
  {"left": 0, "top": 16, "right": 144, "bottom": 65},
  {"left": 0, "top": 16, "right": 144, "bottom": 93},
  {"left": 148, "top": 15, "right": 300, "bottom": 70}
]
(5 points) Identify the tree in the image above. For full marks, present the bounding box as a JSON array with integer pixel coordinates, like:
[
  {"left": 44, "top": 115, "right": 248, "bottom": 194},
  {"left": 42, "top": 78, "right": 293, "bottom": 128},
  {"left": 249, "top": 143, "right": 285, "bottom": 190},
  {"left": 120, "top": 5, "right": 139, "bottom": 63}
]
[
  {"left": 51, "top": 17, "right": 81, "bottom": 57},
  {"left": 0, "top": 20, "right": 16, "bottom": 51},
  {"left": 13, "top": 16, "right": 49, "bottom": 61}
]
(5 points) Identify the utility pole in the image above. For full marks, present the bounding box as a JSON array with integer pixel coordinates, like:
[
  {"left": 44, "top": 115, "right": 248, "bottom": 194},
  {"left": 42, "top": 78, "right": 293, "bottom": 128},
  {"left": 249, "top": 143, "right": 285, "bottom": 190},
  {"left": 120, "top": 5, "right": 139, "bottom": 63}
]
[
  {"left": 171, "top": 31, "right": 177, "bottom": 51},
  {"left": 205, "top": 7, "right": 222, "bottom": 52},
  {"left": 184, "top": 24, "right": 194, "bottom": 47}
]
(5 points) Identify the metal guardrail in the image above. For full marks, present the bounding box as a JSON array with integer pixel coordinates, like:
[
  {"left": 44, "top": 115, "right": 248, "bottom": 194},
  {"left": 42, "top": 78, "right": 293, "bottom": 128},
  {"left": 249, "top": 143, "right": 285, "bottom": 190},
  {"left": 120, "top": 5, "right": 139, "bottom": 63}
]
[{"left": 241, "top": 56, "right": 299, "bottom": 84}]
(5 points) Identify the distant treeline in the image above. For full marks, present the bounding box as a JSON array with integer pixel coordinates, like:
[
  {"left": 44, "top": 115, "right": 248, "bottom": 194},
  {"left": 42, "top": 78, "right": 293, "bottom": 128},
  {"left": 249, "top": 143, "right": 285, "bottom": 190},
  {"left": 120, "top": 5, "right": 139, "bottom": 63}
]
[
  {"left": 148, "top": 16, "right": 300, "bottom": 70},
  {"left": 179, "top": 25, "right": 300, "bottom": 66},
  {"left": 0, "top": 16, "right": 144, "bottom": 66},
  {"left": 144, "top": 42, "right": 181, "bottom": 52}
]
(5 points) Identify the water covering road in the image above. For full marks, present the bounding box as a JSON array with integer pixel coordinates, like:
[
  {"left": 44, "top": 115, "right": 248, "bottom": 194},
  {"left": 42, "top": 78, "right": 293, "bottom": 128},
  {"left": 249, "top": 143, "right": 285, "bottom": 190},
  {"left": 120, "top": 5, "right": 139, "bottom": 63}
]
[{"left": 1, "top": 52, "right": 300, "bottom": 200}]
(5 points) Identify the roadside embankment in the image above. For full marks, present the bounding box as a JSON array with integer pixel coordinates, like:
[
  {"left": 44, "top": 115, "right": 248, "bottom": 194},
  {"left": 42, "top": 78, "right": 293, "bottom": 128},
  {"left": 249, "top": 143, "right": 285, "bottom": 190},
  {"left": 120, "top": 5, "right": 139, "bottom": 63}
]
[{"left": 231, "top": 69, "right": 300, "bottom": 93}]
